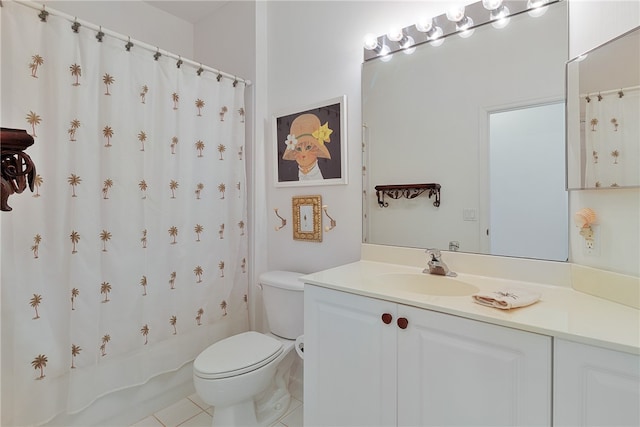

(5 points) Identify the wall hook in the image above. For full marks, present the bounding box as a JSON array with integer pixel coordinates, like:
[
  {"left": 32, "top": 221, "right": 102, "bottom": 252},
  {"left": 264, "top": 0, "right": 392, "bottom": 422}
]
[
  {"left": 322, "top": 205, "right": 336, "bottom": 232},
  {"left": 274, "top": 208, "right": 287, "bottom": 231}
]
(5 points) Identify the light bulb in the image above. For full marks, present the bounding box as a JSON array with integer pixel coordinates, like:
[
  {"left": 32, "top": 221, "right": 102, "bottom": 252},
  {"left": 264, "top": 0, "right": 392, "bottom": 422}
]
[
  {"left": 415, "top": 17, "right": 433, "bottom": 33},
  {"left": 387, "top": 27, "right": 403, "bottom": 42},
  {"left": 456, "top": 16, "right": 474, "bottom": 31},
  {"left": 457, "top": 17, "right": 475, "bottom": 38},
  {"left": 430, "top": 37, "right": 445, "bottom": 47},
  {"left": 527, "top": 0, "right": 549, "bottom": 17},
  {"left": 401, "top": 36, "right": 415, "bottom": 54},
  {"left": 482, "top": 0, "right": 503, "bottom": 11},
  {"left": 446, "top": 5, "right": 466, "bottom": 22},
  {"left": 380, "top": 47, "right": 393, "bottom": 62},
  {"left": 429, "top": 26, "right": 444, "bottom": 41},
  {"left": 491, "top": 6, "right": 510, "bottom": 28},
  {"left": 363, "top": 33, "right": 379, "bottom": 51}
]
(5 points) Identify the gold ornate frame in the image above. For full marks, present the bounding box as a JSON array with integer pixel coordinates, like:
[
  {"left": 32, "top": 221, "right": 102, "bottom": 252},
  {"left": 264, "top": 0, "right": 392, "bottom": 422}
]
[{"left": 292, "top": 195, "right": 322, "bottom": 242}]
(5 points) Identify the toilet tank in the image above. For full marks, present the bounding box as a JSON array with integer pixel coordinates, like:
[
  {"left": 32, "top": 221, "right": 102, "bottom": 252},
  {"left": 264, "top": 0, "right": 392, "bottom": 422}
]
[{"left": 260, "top": 271, "right": 304, "bottom": 339}]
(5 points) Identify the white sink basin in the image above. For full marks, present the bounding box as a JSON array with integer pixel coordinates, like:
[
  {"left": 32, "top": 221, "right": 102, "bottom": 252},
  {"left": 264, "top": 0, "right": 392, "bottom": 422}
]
[{"left": 377, "top": 273, "right": 479, "bottom": 297}]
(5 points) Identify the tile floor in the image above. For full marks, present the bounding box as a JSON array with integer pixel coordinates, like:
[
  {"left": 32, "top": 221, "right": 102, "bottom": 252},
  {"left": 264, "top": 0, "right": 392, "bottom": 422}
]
[{"left": 131, "top": 393, "right": 303, "bottom": 427}]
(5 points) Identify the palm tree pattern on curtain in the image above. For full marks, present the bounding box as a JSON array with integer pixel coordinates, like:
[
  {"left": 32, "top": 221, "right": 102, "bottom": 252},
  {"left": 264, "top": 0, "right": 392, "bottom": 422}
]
[{"left": 1, "top": 3, "right": 248, "bottom": 425}]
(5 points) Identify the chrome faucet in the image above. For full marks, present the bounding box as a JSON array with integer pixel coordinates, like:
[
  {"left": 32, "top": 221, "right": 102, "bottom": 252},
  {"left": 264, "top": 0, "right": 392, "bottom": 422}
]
[{"left": 423, "top": 249, "right": 457, "bottom": 277}]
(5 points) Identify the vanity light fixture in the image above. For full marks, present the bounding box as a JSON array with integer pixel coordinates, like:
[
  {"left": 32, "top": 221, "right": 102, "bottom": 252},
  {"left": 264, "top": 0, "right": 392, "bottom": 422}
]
[{"left": 362, "top": 0, "right": 561, "bottom": 61}]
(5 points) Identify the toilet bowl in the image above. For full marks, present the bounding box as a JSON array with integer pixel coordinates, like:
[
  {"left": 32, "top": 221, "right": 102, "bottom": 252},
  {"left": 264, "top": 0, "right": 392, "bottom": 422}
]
[{"left": 193, "top": 271, "right": 304, "bottom": 426}]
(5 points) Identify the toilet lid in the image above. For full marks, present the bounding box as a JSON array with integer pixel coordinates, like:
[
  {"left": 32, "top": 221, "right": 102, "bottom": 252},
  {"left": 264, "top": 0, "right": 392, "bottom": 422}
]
[{"left": 193, "top": 331, "right": 283, "bottom": 380}]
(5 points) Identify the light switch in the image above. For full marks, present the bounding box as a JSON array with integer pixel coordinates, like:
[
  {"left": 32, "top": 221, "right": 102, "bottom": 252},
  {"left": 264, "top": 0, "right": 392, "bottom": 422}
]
[{"left": 463, "top": 208, "right": 477, "bottom": 221}]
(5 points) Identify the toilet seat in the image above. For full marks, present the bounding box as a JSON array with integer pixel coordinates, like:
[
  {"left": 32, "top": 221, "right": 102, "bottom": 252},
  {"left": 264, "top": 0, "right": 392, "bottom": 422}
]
[{"left": 193, "top": 331, "right": 284, "bottom": 380}]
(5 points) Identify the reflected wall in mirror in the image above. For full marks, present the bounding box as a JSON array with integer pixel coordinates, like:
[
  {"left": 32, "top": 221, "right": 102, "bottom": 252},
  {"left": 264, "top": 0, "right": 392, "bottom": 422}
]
[
  {"left": 566, "top": 26, "right": 640, "bottom": 190},
  {"left": 362, "top": 2, "right": 569, "bottom": 261}
]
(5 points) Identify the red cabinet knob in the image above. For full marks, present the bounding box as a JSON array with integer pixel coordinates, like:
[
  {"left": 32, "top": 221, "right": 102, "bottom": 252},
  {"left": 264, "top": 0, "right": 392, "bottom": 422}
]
[
  {"left": 397, "top": 317, "right": 409, "bottom": 329},
  {"left": 381, "top": 313, "right": 393, "bottom": 324}
]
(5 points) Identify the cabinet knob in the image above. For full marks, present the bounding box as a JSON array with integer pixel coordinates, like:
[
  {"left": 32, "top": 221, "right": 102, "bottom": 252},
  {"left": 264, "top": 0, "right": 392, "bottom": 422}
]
[
  {"left": 397, "top": 317, "right": 409, "bottom": 329},
  {"left": 381, "top": 313, "right": 393, "bottom": 324}
]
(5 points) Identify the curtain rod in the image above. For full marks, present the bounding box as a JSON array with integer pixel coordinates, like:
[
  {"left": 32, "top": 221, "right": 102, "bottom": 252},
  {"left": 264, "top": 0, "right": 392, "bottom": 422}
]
[
  {"left": 13, "top": 0, "right": 252, "bottom": 86},
  {"left": 582, "top": 85, "right": 640, "bottom": 98}
]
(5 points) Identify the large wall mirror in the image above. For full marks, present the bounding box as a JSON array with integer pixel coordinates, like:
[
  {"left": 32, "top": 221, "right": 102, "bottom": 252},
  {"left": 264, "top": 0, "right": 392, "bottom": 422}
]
[
  {"left": 362, "top": 1, "right": 569, "bottom": 261},
  {"left": 566, "top": 26, "right": 640, "bottom": 190}
]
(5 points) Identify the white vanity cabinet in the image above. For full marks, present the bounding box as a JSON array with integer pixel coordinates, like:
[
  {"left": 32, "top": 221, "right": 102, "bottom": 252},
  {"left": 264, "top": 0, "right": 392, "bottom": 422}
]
[
  {"left": 304, "top": 284, "right": 552, "bottom": 426},
  {"left": 554, "top": 339, "right": 640, "bottom": 426}
]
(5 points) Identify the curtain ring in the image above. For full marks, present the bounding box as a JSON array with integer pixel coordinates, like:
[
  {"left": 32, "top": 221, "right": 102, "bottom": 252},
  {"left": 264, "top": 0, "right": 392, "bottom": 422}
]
[
  {"left": 176, "top": 56, "right": 183, "bottom": 69},
  {"left": 197, "top": 64, "right": 204, "bottom": 76},
  {"left": 216, "top": 73, "right": 223, "bottom": 82},
  {"left": 38, "top": 5, "right": 49, "bottom": 22},
  {"left": 233, "top": 77, "right": 238, "bottom": 87},
  {"left": 153, "top": 48, "right": 161, "bottom": 61},
  {"left": 71, "top": 18, "right": 81, "bottom": 33},
  {"left": 125, "top": 36, "right": 133, "bottom": 52},
  {"left": 96, "top": 26, "right": 105, "bottom": 43}
]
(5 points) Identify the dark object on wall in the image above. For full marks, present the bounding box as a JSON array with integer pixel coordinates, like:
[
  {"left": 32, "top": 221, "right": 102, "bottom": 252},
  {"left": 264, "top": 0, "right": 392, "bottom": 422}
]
[
  {"left": 1, "top": 128, "right": 36, "bottom": 211},
  {"left": 375, "top": 183, "right": 441, "bottom": 208}
]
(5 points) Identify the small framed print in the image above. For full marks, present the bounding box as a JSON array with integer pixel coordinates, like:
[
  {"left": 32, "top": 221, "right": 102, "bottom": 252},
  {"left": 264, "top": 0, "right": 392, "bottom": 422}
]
[
  {"left": 274, "top": 96, "right": 347, "bottom": 187},
  {"left": 292, "top": 195, "right": 322, "bottom": 242}
]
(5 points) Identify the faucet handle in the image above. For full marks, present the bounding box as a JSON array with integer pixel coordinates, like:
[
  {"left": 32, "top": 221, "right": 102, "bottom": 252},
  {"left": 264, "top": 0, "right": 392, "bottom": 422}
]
[{"left": 426, "top": 248, "right": 441, "bottom": 260}]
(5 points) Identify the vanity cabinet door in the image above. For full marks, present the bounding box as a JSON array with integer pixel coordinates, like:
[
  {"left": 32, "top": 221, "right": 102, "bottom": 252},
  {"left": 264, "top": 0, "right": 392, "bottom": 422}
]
[
  {"left": 397, "top": 305, "right": 552, "bottom": 426},
  {"left": 304, "top": 284, "right": 397, "bottom": 427},
  {"left": 554, "top": 339, "right": 640, "bottom": 427}
]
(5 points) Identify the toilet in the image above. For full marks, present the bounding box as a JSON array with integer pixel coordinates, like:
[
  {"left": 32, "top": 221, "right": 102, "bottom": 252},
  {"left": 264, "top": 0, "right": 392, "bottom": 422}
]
[{"left": 193, "top": 271, "right": 304, "bottom": 426}]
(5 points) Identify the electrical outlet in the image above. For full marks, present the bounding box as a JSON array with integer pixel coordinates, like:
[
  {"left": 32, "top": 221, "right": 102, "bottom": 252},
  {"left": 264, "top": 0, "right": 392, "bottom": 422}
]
[{"left": 582, "top": 225, "right": 600, "bottom": 256}]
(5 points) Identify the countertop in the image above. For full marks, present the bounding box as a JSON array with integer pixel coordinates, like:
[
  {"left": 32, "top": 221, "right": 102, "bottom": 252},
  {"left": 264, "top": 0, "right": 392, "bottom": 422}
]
[{"left": 302, "top": 259, "right": 640, "bottom": 355}]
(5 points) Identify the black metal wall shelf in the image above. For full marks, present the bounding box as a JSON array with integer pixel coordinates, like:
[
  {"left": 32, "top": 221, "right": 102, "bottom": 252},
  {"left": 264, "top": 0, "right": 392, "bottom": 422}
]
[{"left": 374, "top": 183, "right": 441, "bottom": 208}]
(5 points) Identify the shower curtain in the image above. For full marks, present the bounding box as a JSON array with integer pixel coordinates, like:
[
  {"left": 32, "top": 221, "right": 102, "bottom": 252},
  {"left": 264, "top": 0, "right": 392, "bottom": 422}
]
[
  {"left": 584, "top": 86, "right": 640, "bottom": 188},
  {"left": 1, "top": 2, "right": 248, "bottom": 425}
]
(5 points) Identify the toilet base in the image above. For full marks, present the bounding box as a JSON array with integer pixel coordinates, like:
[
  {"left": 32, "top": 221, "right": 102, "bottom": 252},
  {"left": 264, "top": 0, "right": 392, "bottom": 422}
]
[
  {"left": 255, "top": 348, "right": 295, "bottom": 426},
  {"left": 212, "top": 398, "right": 257, "bottom": 426}
]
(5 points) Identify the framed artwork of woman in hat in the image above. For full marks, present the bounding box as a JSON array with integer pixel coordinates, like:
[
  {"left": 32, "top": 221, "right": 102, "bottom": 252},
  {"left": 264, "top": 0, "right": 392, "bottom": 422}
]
[{"left": 273, "top": 96, "right": 347, "bottom": 186}]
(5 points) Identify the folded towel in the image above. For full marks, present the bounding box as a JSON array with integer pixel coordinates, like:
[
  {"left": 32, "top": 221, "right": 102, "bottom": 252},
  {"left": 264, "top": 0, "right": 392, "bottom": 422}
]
[{"left": 472, "top": 288, "right": 541, "bottom": 310}]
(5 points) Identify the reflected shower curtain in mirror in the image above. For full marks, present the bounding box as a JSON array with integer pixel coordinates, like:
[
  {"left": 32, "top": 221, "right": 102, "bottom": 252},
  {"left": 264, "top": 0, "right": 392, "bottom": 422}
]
[
  {"left": 584, "top": 87, "right": 640, "bottom": 188},
  {"left": 1, "top": 3, "right": 249, "bottom": 425}
]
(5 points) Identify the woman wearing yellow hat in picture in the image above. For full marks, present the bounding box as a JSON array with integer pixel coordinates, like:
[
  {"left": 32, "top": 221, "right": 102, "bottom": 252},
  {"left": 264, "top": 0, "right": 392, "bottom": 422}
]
[{"left": 282, "top": 113, "right": 333, "bottom": 181}]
